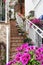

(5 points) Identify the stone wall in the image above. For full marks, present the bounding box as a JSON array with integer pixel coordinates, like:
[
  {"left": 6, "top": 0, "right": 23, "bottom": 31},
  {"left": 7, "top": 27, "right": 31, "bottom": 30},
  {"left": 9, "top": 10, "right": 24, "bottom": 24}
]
[{"left": 0, "top": 24, "right": 9, "bottom": 44}]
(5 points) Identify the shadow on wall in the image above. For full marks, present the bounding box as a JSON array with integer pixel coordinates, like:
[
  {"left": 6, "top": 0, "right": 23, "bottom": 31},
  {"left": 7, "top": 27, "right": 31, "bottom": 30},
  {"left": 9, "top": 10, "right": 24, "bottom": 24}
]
[{"left": 0, "top": 42, "right": 6, "bottom": 65}]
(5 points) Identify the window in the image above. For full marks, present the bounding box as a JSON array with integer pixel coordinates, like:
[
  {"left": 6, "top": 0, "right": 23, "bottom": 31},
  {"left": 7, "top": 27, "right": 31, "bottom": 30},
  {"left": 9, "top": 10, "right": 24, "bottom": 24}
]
[{"left": 0, "top": 0, "right": 5, "bottom": 21}]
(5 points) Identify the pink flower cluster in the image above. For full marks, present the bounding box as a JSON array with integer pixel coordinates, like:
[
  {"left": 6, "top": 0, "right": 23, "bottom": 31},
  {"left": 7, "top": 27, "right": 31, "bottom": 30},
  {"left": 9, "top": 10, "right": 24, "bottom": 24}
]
[
  {"left": 6, "top": 43, "right": 43, "bottom": 65},
  {"left": 15, "top": 52, "right": 31, "bottom": 65},
  {"left": 35, "top": 47, "right": 43, "bottom": 65},
  {"left": 31, "top": 18, "right": 40, "bottom": 24}
]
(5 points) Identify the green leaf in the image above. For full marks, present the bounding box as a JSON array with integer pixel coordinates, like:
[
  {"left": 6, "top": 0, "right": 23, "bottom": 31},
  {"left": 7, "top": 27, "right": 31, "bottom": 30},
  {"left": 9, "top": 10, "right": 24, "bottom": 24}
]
[
  {"left": 32, "top": 60, "right": 40, "bottom": 65},
  {"left": 16, "top": 62, "right": 22, "bottom": 65},
  {"left": 27, "top": 63, "right": 31, "bottom": 65},
  {"left": 29, "top": 51, "right": 34, "bottom": 55}
]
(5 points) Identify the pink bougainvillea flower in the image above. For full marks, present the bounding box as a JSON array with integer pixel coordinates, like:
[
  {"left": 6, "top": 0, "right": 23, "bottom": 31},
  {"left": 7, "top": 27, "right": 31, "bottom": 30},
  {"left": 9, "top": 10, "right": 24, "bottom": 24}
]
[
  {"left": 21, "top": 43, "right": 29, "bottom": 49},
  {"left": 28, "top": 46, "right": 35, "bottom": 51},
  {"left": 40, "top": 60, "right": 43, "bottom": 65},
  {"left": 16, "top": 43, "right": 29, "bottom": 52},
  {"left": 6, "top": 60, "right": 16, "bottom": 65},
  {"left": 6, "top": 61, "right": 12, "bottom": 65},
  {"left": 40, "top": 54, "right": 43, "bottom": 61},
  {"left": 36, "top": 54, "right": 41, "bottom": 61},
  {"left": 16, "top": 46, "right": 22, "bottom": 51},
  {"left": 20, "top": 53, "right": 31, "bottom": 65},
  {"left": 36, "top": 47, "right": 43, "bottom": 54},
  {"left": 30, "top": 46, "right": 35, "bottom": 50},
  {"left": 24, "top": 45, "right": 35, "bottom": 53},
  {"left": 6, "top": 43, "right": 43, "bottom": 65},
  {"left": 15, "top": 52, "right": 22, "bottom": 62},
  {"left": 35, "top": 47, "right": 43, "bottom": 63},
  {"left": 24, "top": 47, "right": 29, "bottom": 53},
  {"left": 31, "top": 18, "right": 40, "bottom": 24}
]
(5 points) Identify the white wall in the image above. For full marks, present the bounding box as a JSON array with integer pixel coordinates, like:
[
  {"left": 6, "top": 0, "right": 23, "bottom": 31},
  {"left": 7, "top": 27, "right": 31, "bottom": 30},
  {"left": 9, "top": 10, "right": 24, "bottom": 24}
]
[
  {"left": 35, "top": 0, "right": 43, "bottom": 18},
  {"left": 5, "top": 0, "right": 10, "bottom": 22},
  {"left": 25, "top": 0, "right": 43, "bottom": 18},
  {"left": 25, "top": 0, "right": 34, "bottom": 16}
]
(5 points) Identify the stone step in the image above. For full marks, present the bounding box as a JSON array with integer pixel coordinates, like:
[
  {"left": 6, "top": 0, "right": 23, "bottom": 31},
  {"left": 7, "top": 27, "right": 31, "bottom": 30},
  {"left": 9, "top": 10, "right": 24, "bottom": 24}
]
[
  {"left": 10, "top": 29, "right": 18, "bottom": 31},
  {"left": 10, "top": 35, "right": 19, "bottom": 37},
  {"left": 10, "top": 42, "right": 22, "bottom": 46},
  {"left": 10, "top": 40, "right": 23, "bottom": 43},
  {"left": 10, "top": 36, "right": 24, "bottom": 39},
  {"left": 10, "top": 31, "right": 18, "bottom": 33},
  {"left": 11, "top": 32, "right": 18, "bottom": 34},
  {"left": 9, "top": 52, "right": 17, "bottom": 60},
  {"left": 10, "top": 50, "right": 17, "bottom": 53},
  {"left": 9, "top": 52, "right": 17, "bottom": 57},
  {"left": 10, "top": 39, "right": 23, "bottom": 42},
  {"left": 10, "top": 38, "right": 23, "bottom": 40}
]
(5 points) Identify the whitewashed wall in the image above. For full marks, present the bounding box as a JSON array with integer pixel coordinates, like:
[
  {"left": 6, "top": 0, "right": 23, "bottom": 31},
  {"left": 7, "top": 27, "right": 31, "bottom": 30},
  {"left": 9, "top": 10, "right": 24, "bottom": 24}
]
[
  {"left": 25, "top": 0, "right": 43, "bottom": 18},
  {"left": 0, "top": 24, "right": 6, "bottom": 44},
  {"left": 25, "top": 0, "right": 34, "bottom": 16},
  {"left": 35, "top": 0, "right": 43, "bottom": 18}
]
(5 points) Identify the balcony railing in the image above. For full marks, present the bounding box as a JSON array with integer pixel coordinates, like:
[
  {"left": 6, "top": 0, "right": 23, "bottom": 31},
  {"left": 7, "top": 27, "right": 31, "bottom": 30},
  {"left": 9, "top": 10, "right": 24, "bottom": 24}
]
[{"left": 16, "top": 13, "right": 43, "bottom": 46}]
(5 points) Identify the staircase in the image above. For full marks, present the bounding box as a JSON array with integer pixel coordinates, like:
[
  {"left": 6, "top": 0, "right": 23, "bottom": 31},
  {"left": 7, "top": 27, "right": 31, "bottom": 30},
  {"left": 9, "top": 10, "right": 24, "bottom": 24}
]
[{"left": 9, "top": 20, "right": 24, "bottom": 61}]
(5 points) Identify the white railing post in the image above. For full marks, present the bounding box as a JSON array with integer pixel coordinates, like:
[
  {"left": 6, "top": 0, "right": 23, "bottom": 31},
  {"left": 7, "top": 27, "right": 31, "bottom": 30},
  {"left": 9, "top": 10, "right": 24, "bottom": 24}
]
[{"left": 6, "top": 25, "right": 10, "bottom": 63}]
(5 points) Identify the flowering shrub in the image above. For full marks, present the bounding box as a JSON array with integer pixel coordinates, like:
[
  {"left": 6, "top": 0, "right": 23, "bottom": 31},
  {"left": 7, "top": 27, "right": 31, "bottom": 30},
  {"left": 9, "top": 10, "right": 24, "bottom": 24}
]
[
  {"left": 30, "top": 18, "right": 40, "bottom": 28},
  {"left": 6, "top": 43, "right": 43, "bottom": 65},
  {"left": 31, "top": 18, "right": 40, "bottom": 24}
]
